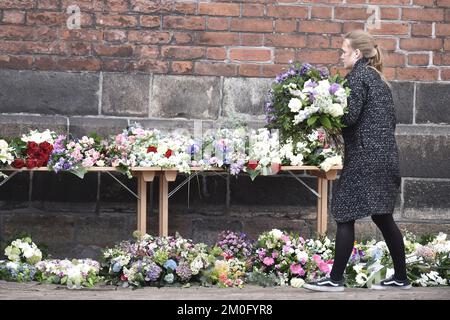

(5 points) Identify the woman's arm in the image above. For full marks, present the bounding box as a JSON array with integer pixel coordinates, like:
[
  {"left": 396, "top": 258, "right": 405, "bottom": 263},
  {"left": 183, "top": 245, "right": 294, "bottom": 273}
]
[{"left": 342, "top": 73, "right": 366, "bottom": 127}]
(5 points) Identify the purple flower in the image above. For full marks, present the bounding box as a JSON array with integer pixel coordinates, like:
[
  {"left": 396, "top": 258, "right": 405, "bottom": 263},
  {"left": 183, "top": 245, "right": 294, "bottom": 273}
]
[
  {"left": 329, "top": 83, "right": 341, "bottom": 95},
  {"left": 319, "top": 67, "right": 330, "bottom": 79},
  {"left": 145, "top": 262, "right": 162, "bottom": 282},
  {"left": 175, "top": 261, "right": 192, "bottom": 282}
]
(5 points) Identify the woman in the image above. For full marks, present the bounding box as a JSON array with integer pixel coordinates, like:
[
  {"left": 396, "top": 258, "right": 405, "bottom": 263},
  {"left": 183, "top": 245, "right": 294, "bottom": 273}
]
[{"left": 303, "top": 30, "right": 410, "bottom": 292}]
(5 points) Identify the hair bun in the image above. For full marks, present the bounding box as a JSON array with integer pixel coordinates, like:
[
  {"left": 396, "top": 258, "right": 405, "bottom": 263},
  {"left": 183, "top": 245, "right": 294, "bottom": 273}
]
[{"left": 374, "top": 44, "right": 378, "bottom": 48}]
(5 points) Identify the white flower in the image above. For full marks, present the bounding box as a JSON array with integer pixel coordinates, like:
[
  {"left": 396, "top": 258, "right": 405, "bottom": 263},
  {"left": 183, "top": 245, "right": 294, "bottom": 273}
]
[
  {"left": 355, "top": 273, "right": 368, "bottom": 286},
  {"left": 327, "top": 103, "right": 344, "bottom": 117},
  {"left": 320, "top": 155, "right": 342, "bottom": 172},
  {"left": 288, "top": 98, "right": 302, "bottom": 113},
  {"left": 96, "top": 160, "right": 105, "bottom": 167},
  {"left": 353, "top": 264, "right": 364, "bottom": 274},
  {"left": 269, "top": 229, "right": 283, "bottom": 240},
  {"left": 290, "top": 278, "right": 305, "bottom": 288}
]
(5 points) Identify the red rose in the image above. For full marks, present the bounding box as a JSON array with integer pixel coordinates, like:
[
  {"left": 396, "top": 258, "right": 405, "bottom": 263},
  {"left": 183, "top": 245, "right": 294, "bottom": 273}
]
[
  {"left": 36, "top": 159, "right": 44, "bottom": 167},
  {"left": 26, "top": 158, "right": 38, "bottom": 169},
  {"left": 120, "top": 274, "right": 128, "bottom": 282},
  {"left": 247, "top": 160, "right": 259, "bottom": 170},
  {"left": 27, "top": 141, "right": 38, "bottom": 150},
  {"left": 11, "top": 158, "right": 26, "bottom": 169},
  {"left": 39, "top": 141, "right": 53, "bottom": 154},
  {"left": 164, "top": 149, "right": 173, "bottom": 158},
  {"left": 147, "top": 146, "right": 157, "bottom": 153}
]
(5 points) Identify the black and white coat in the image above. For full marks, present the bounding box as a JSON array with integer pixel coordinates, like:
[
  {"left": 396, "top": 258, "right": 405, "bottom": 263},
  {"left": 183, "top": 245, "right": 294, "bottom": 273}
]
[{"left": 330, "top": 57, "right": 401, "bottom": 222}]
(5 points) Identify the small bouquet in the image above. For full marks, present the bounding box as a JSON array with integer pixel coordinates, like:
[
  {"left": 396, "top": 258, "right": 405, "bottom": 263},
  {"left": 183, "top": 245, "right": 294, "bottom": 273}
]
[{"left": 0, "top": 139, "right": 14, "bottom": 178}]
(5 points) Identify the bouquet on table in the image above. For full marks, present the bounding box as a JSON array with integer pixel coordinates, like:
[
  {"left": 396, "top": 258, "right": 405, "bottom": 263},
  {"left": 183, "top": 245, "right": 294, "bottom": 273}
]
[
  {"left": 8, "top": 129, "right": 56, "bottom": 170},
  {"left": 48, "top": 134, "right": 108, "bottom": 178},
  {"left": 265, "top": 61, "right": 349, "bottom": 171},
  {"left": 0, "top": 139, "right": 14, "bottom": 178}
]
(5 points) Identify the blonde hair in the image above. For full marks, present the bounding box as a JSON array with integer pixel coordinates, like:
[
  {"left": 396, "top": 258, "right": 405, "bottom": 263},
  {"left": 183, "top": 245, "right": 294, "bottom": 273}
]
[{"left": 344, "top": 30, "right": 389, "bottom": 85}]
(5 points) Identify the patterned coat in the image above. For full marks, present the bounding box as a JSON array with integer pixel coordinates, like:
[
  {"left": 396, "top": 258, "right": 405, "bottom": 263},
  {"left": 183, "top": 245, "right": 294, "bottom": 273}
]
[{"left": 330, "top": 57, "right": 401, "bottom": 222}]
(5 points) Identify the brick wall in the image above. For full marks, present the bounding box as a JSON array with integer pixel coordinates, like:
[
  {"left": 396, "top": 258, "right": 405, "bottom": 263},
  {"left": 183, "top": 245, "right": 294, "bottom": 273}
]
[
  {"left": 0, "top": 0, "right": 449, "bottom": 80},
  {"left": 0, "top": 1, "right": 449, "bottom": 258}
]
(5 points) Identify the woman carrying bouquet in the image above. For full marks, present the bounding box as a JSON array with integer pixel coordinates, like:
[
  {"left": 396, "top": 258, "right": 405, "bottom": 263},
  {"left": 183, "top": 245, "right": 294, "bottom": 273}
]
[{"left": 304, "top": 30, "right": 410, "bottom": 292}]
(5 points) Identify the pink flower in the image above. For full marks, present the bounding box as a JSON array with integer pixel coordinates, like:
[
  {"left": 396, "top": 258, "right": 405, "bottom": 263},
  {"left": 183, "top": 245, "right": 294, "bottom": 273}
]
[
  {"left": 290, "top": 264, "right": 305, "bottom": 276},
  {"left": 282, "top": 245, "right": 291, "bottom": 254},
  {"left": 281, "top": 235, "right": 290, "bottom": 243},
  {"left": 263, "top": 257, "right": 274, "bottom": 266},
  {"left": 272, "top": 251, "right": 279, "bottom": 259},
  {"left": 312, "top": 254, "right": 321, "bottom": 263},
  {"left": 318, "top": 262, "right": 331, "bottom": 274}
]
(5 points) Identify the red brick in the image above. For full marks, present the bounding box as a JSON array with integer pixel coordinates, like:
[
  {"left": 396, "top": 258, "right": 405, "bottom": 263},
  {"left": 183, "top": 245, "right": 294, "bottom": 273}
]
[
  {"left": 414, "top": 0, "right": 437, "bottom": 5},
  {"left": 173, "top": 3, "right": 196, "bottom": 15},
  {"left": 26, "top": 12, "right": 65, "bottom": 25},
  {"left": 383, "top": 52, "right": 406, "bottom": 67},
  {"left": 0, "top": 25, "right": 34, "bottom": 39},
  {"left": 445, "top": 39, "right": 450, "bottom": 51},
  {"left": 58, "top": 57, "right": 102, "bottom": 71},
  {"left": 275, "top": 20, "right": 297, "bottom": 33},
  {"left": 207, "top": 17, "right": 229, "bottom": 31},
  {"left": 230, "top": 48, "right": 272, "bottom": 62},
  {"left": 239, "top": 64, "right": 262, "bottom": 77},
  {"left": 396, "top": 67, "right": 439, "bottom": 81},
  {"left": 132, "top": 60, "right": 168, "bottom": 73},
  {"left": 0, "top": 0, "right": 34, "bottom": 9},
  {"left": 61, "top": 0, "right": 103, "bottom": 11},
  {"left": 0, "top": 55, "right": 33, "bottom": 69},
  {"left": 93, "top": 44, "right": 134, "bottom": 57},
  {"left": 441, "top": 68, "right": 450, "bottom": 80},
  {"left": 368, "top": 23, "right": 409, "bottom": 35},
  {"left": 199, "top": 3, "right": 240, "bottom": 16},
  {"left": 96, "top": 14, "right": 138, "bottom": 28},
  {"left": 335, "top": 7, "right": 370, "bottom": 20},
  {"left": 172, "top": 32, "right": 193, "bottom": 44},
  {"left": 400, "top": 38, "right": 443, "bottom": 51},
  {"left": 60, "top": 29, "right": 103, "bottom": 41},
  {"left": 130, "top": 0, "right": 161, "bottom": 13},
  {"left": 242, "top": 4, "right": 265, "bottom": 17},
  {"left": 37, "top": 0, "right": 60, "bottom": 10},
  {"left": 231, "top": 18, "right": 273, "bottom": 32},
  {"left": 64, "top": 42, "right": 91, "bottom": 55},
  {"left": 161, "top": 46, "right": 205, "bottom": 59},
  {"left": 408, "top": 54, "right": 430, "bottom": 66},
  {"left": 306, "top": 35, "right": 330, "bottom": 48},
  {"left": 411, "top": 23, "right": 433, "bottom": 36},
  {"left": 342, "top": 22, "right": 365, "bottom": 33},
  {"left": 34, "top": 56, "right": 58, "bottom": 70},
  {"left": 163, "top": 16, "right": 205, "bottom": 30},
  {"left": 436, "top": 23, "right": 450, "bottom": 36},
  {"left": 375, "top": 38, "right": 398, "bottom": 51},
  {"left": 2, "top": 11, "right": 25, "bottom": 24},
  {"left": 128, "top": 31, "right": 171, "bottom": 44},
  {"left": 140, "top": 16, "right": 160, "bottom": 28},
  {"left": 104, "top": 30, "right": 127, "bottom": 42},
  {"left": 135, "top": 46, "right": 159, "bottom": 59},
  {"left": 102, "top": 59, "right": 133, "bottom": 72},
  {"left": 197, "top": 32, "right": 239, "bottom": 46},
  {"left": 437, "top": 0, "right": 450, "bottom": 7},
  {"left": 298, "top": 50, "right": 340, "bottom": 64},
  {"left": 267, "top": 5, "right": 308, "bottom": 18},
  {"left": 367, "top": 0, "right": 412, "bottom": 4},
  {"left": 265, "top": 34, "right": 306, "bottom": 48},
  {"left": 262, "top": 64, "right": 288, "bottom": 78},
  {"left": 299, "top": 21, "right": 342, "bottom": 34},
  {"left": 104, "top": 0, "right": 129, "bottom": 12},
  {"left": 194, "top": 62, "right": 238, "bottom": 76},
  {"left": 206, "top": 47, "right": 227, "bottom": 60},
  {"left": 240, "top": 33, "right": 264, "bottom": 46},
  {"left": 274, "top": 49, "right": 296, "bottom": 63},
  {"left": 380, "top": 8, "right": 400, "bottom": 20},
  {"left": 402, "top": 8, "right": 444, "bottom": 22},
  {"left": 311, "top": 7, "right": 332, "bottom": 19},
  {"left": 171, "top": 61, "right": 194, "bottom": 74},
  {"left": 433, "top": 53, "right": 450, "bottom": 65}
]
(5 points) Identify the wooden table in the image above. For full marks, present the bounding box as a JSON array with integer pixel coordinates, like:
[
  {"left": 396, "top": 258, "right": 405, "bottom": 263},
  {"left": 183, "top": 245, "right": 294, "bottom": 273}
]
[{"left": 1, "top": 165, "right": 342, "bottom": 237}]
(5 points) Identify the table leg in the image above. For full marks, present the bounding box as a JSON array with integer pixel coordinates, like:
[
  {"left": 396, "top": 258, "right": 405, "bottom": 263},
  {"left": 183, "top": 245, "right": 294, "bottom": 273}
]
[
  {"left": 137, "top": 173, "right": 147, "bottom": 235},
  {"left": 317, "top": 177, "right": 328, "bottom": 235},
  {"left": 159, "top": 173, "right": 169, "bottom": 237}
]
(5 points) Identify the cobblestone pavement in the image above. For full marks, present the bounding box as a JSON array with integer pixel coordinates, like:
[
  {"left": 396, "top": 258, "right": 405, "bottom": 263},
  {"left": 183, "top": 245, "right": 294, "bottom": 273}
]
[{"left": 1, "top": 280, "right": 449, "bottom": 300}]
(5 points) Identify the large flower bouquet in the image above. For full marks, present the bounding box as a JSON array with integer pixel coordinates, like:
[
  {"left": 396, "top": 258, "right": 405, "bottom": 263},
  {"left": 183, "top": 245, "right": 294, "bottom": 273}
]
[
  {"left": 249, "top": 229, "right": 334, "bottom": 287},
  {"left": 8, "top": 129, "right": 56, "bottom": 170},
  {"left": 48, "top": 134, "right": 108, "bottom": 178},
  {"left": 101, "top": 232, "right": 210, "bottom": 288},
  {"left": 265, "top": 62, "right": 348, "bottom": 170},
  {"left": 35, "top": 259, "right": 101, "bottom": 289}
]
